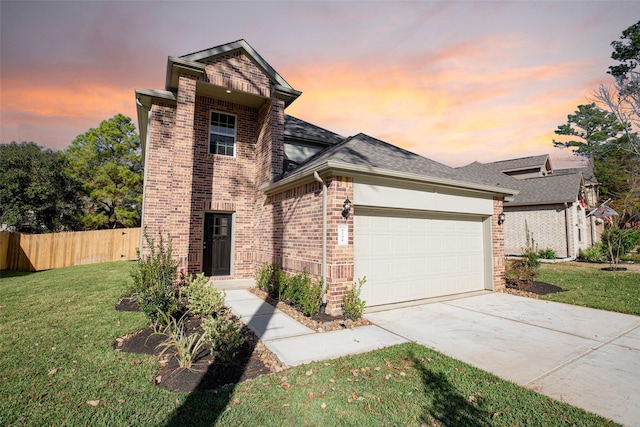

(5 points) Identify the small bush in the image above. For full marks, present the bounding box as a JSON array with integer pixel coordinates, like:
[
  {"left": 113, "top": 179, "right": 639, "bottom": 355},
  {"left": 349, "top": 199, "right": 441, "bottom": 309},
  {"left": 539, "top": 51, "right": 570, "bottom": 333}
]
[
  {"left": 255, "top": 263, "right": 276, "bottom": 293},
  {"left": 183, "top": 273, "right": 226, "bottom": 317},
  {"left": 282, "top": 270, "right": 308, "bottom": 306},
  {"left": 621, "top": 252, "right": 640, "bottom": 262},
  {"left": 298, "top": 280, "right": 323, "bottom": 317},
  {"left": 505, "top": 260, "right": 539, "bottom": 290},
  {"left": 202, "top": 312, "right": 246, "bottom": 363},
  {"left": 579, "top": 242, "right": 606, "bottom": 262},
  {"left": 255, "top": 263, "right": 288, "bottom": 299},
  {"left": 130, "top": 230, "right": 180, "bottom": 325},
  {"left": 343, "top": 277, "right": 367, "bottom": 320},
  {"left": 537, "top": 248, "right": 557, "bottom": 260},
  {"left": 154, "top": 310, "right": 207, "bottom": 369}
]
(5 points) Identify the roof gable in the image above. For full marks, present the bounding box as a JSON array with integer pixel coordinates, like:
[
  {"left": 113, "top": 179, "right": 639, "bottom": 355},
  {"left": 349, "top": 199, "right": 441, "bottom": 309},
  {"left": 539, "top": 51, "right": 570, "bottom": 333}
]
[
  {"left": 484, "top": 154, "right": 551, "bottom": 175},
  {"left": 172, "top": 39, "right": 294, "bottom": 93}
]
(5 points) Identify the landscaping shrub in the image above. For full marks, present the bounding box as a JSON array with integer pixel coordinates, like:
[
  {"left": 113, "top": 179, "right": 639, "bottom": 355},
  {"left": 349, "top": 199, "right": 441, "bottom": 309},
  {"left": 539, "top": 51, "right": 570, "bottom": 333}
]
[
  {"left": 538, "top": 248, "right": 557, "bottom": 260},
  {"left": 579, "top": 242, "right": 606, "bottom": 262},
  {"left": 521, "top": 221, "right": 540, "bottom": 268},
  {"left": 183, "top": 272, "right": 225, "bottom": 317},
  {"left": 298, "top": 279, "right": 323, "bottom": 317},
  {"left": 130, "top": 230, "right": 180, "bottom": 325},
  {"left": 202, "top": 311, "right": 246, "bottom": 363},
  {"left": 505, "top": 259, "right": 539, "bottom": 290},
  {"left": 343, "top": 277, "right": 367, "bottom": 320},
  {"left": 256, "top": 264, "right": 323, "bottom": 317},
  {"left": 255, "top": 262, "right": 276, "bottom": 292},
  {"left": 255, "top": 262, "right": 288, "bottom": 299},
  {"left": 154, "top": 310, "right": 208, "bottom": 369},
  {"left": 601, "top": 226, "right": 640, "bottom": 269}
]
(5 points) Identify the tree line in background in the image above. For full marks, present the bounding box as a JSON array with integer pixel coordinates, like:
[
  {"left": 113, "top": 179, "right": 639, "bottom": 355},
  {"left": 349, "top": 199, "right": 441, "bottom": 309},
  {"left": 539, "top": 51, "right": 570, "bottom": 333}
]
[
  {"left": 553, "top": 20, "right": 640, "bottom": 225},
  {"left": 0, "top": 114, "right": 143, "bottom": 233}
]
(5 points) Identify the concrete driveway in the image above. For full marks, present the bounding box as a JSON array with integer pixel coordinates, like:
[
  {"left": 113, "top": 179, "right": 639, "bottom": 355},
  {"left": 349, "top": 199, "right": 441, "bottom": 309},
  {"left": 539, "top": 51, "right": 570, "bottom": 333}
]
[{"left": 365, "top": 292, "right": 640, "bottom": 427}]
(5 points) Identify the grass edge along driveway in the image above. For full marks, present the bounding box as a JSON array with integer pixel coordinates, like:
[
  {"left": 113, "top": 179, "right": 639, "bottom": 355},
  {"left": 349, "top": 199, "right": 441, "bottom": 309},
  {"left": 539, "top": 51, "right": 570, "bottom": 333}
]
[
  {"left": 0, "top": 261, "right": 620, "bottom": 426},
  {"left": 538, "top": 261, "right": 640, "bottom": 316}
]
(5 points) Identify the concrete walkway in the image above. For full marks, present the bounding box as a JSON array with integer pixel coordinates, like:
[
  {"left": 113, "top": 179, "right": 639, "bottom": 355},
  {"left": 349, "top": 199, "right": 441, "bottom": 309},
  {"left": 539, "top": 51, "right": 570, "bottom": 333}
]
[
  {"left": 224, "top": 289, "right": 407, "bottom": 366},
  {"left": 366, "top": 292, "right": 640, "bottom": 427}
]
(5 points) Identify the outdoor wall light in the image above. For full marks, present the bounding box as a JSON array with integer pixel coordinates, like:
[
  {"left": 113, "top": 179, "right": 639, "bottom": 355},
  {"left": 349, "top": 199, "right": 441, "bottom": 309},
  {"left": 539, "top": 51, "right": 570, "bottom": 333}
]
[
  {"left": 498, "top": 212, "right": 506, "bottom": 225},
  {"left": 342, "top": 198, "right": 352, "bottom": 219}
]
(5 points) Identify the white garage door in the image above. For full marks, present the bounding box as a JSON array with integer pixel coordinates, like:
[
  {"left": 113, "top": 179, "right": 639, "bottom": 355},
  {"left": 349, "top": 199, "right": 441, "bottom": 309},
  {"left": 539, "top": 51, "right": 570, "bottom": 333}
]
[{"left": 354, "top": 208, "right": 486, "bottom": 306}]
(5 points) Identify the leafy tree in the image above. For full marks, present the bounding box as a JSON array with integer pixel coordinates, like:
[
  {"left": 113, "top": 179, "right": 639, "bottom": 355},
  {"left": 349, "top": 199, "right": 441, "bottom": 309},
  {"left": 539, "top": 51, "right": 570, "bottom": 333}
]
[
  {"left": 66, "top": 114, "right": 143, "bottom": 229},
  {"left": 0, "top": 142, "right": 82, "bottom": 233},
  {"left": 608, "top": 20, "right": 640, "bottom": 99},
  {"left": 552, "top": 103, "right": 626, "bottom": 156}
]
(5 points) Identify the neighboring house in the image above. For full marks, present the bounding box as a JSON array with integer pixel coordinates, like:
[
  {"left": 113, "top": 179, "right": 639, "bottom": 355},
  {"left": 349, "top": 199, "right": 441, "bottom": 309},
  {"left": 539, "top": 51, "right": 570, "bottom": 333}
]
[
  {"left": 459, "top": 154, "right": 602, "bottom": 259},
  {"left": 135, "top": 40, "right": 516, "bottom": 314}
]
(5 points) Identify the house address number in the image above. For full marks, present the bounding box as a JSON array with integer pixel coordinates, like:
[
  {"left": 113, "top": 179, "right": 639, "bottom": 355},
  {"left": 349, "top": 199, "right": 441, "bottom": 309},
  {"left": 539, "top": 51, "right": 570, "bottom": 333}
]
[{"left": 338, "top": 225, "right": 349, "bottom": 245}]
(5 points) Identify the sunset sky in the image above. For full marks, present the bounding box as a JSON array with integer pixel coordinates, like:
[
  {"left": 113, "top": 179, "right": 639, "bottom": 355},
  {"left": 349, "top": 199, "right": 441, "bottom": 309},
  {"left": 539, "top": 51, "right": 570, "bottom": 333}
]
[{"left": 1, "top": 1, "right": 638, "bottom": 168}]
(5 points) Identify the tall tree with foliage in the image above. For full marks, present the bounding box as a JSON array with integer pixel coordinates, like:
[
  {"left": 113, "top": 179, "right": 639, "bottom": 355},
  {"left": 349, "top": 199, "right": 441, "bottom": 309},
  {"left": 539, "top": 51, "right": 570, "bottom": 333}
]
[
  {"left": 0, "top": 142, "right": 82, "bottom": 233},
  {"left": 552, "top": 103, "right": 626, "bottom": 155},
  {"left": 594, "top": 21, "right": 640, "bottom": 223},
  {"left": 66, "top": 114, "right": 143, "bottom": 229}
]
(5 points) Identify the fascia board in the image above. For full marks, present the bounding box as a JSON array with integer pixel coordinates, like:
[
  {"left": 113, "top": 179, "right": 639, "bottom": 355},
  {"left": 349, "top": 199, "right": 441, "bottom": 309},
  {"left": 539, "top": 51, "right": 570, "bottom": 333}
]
[
  {"left": 135, "top": 89, "right": 177, "bottom": 161},
  {"left": 165, "top": 57, "right": 206, "bottom": 91}
]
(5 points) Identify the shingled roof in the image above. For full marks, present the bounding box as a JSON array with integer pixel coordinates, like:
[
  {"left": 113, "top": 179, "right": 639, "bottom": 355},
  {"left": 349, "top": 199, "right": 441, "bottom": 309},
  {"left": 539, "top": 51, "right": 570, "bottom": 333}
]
[
  {"left": 284, "top": 115, "right": 344, "bottom": 146},
  {"left": 483, "top": 154, "right": 551, "bottom": 173},
  {"left": 553, "top": 163, "right": 598, "bottom": 185},
  {"left": 458, "top": 161, "right": 583, "bottom": 206},
  {"left": 281, "top": 133, "right": 508, "bottom": 190}
]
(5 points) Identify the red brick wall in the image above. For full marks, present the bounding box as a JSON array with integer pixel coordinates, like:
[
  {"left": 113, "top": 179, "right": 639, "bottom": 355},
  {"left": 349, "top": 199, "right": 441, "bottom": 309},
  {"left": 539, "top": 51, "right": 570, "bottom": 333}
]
[
  {"left": 142, "top": 51, "right": 284, "bottom": 278},
  {"left": 325, "top": 176, "right": 354, "bottom": 314},
  {"left": 169, "top": 75, "right": 197, "bottom": 268},
  {"left": 141, "top": 102, "right": 176, "bottom": 243},
  {"left": 204, "top": 51, "right": 271, "bottom": 98},
  {"left": 492, "top": 197, "right": 506, "bottom": 290},
  {"left": 260, "top": 175, "right": 355, "bottom": 315}
]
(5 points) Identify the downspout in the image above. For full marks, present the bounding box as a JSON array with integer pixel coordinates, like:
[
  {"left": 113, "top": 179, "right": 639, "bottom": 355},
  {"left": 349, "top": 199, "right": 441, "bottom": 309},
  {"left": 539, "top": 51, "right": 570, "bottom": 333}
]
[
  {"left": 564, "top": 202, "right": 572, "bottom": 258},
  {"left": 313, "top": 172, "right": 327, "bottom": 311},
  {"left": 137, "top": 97, "right": 151, "bottom": 253}
]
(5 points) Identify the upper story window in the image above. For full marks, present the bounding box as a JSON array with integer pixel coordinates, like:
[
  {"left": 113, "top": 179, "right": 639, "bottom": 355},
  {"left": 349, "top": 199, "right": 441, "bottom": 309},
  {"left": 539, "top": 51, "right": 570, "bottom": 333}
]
[{"left": 209, "top": 111, "right": 236, "bottom": 156}]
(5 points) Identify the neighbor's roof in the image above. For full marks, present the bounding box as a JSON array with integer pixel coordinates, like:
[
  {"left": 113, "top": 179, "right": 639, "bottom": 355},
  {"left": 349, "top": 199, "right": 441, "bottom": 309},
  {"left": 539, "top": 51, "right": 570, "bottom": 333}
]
[
  {"left": 554, "top": 164, "right": 598, "bottom": 185},
  {"left": 284, "top": 115, "right": 344, "bottom": 146},
  {"left": 459, "top": 161, "right": 583, "bottom": 206},
  {"left": 483, "top": 154, "right": 551, "bottom": 173},
  {"left": 264, "top": 133, "right": 517, "bottom": 196}
]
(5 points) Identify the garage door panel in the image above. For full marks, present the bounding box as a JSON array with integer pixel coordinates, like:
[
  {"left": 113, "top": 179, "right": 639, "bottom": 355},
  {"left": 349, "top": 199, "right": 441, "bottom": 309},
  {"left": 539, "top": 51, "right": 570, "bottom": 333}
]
[{"left": 355, "top": 209, "right": 486, "bottom": 306}]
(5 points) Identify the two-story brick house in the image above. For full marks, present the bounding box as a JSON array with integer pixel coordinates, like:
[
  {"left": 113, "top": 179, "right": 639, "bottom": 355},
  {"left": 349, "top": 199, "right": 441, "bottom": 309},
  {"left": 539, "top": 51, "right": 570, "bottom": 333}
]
[{"left": 135, "top": 40, "right": 516, "bottom": 314}]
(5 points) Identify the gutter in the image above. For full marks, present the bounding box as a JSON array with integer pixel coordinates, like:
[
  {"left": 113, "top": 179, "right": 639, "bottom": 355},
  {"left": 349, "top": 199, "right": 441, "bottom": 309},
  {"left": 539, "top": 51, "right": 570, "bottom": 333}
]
[{"left": 313, "top": 172, "right": 328, "bottom": 311}]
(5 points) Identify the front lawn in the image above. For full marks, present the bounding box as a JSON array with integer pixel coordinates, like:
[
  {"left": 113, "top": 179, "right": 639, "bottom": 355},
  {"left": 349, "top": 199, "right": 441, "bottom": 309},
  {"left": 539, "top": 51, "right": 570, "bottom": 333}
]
[
  {"left": 0, "top": 262, "right": 618, "bottom": 426},
  {"left": 538, "top": 261, "right": 640, "bottom": 316}
]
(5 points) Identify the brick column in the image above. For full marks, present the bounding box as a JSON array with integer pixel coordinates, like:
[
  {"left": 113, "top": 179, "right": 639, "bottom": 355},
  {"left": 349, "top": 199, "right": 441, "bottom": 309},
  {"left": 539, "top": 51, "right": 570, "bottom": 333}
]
[
  {"left": 492, "top": 197, "right": 506, "bottom": 290},
  {"left": 325, "top": 175, "right": 355, "bottom": 315},
  {"left": 170, "top": 75, "right": 197, "bottom": 270}
]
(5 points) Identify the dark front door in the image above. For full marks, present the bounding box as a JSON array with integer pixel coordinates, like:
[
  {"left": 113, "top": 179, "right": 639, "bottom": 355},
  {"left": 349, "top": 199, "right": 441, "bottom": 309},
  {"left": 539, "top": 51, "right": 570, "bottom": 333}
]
[{"left": 203, "top": 213, "right": 232, "bottom": 276}]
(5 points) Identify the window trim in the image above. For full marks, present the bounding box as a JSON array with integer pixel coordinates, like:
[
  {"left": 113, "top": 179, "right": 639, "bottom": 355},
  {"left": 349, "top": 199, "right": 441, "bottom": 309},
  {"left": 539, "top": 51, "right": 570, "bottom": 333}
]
[{"left": 208, "top": 110, "right": 237, "bottom": 157}]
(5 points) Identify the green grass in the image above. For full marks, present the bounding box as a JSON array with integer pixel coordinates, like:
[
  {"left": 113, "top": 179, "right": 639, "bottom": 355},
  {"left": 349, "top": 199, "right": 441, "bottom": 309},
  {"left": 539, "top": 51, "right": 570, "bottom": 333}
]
[
  {"left": 538, "top": 262, "right": 640, "bottom": 315},
  {"left": 1, "top": 262, "right": 618, "bottom": 426}
]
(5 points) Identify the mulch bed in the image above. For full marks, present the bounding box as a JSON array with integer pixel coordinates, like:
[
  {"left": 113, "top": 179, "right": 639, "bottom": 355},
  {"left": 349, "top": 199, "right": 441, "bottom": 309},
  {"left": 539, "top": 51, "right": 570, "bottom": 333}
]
[
  {"left": 113, "top": 289, "right": 371, "bottom": 393},
  {"left": 114, "top": 297, "right": 285, "bottom": 393},
  {"left": 248, "top": 288, "right": 371, "bottom": 332},
  {"left": 502, "top": 280, "right": 566, "bottom": 299}
]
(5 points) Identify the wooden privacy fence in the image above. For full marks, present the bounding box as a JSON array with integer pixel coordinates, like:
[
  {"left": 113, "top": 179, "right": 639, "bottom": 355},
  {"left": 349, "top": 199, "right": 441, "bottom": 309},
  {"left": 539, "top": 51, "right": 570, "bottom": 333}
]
[{"left": 0, "top": 228, "right": 141, "bottom": 272}]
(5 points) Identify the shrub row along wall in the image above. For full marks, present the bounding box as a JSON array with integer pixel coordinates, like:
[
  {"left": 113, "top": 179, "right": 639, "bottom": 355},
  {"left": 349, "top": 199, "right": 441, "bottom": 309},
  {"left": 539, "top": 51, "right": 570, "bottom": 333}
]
[{"left": 1, "top": 228, "right": 141, "bottom": 272}]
